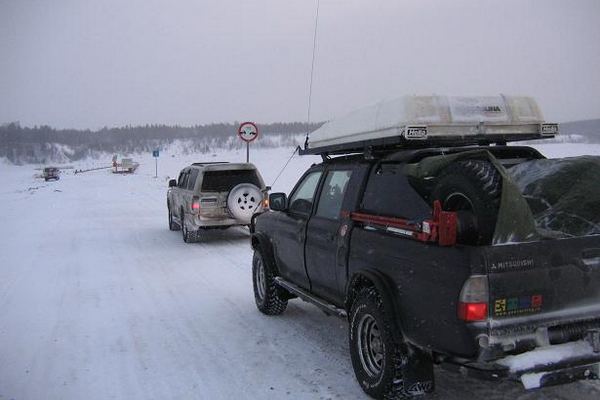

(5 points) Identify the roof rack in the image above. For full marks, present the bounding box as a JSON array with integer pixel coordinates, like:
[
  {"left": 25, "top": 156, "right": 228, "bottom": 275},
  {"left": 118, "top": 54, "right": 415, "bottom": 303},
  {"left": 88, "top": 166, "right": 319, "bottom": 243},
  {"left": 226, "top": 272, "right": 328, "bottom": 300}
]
[
  {"left": 191, "top": 162, "right": 229, "bottom": 166},
  {"left": 299, "top": 95, "right": 558, "bottom": 156}
]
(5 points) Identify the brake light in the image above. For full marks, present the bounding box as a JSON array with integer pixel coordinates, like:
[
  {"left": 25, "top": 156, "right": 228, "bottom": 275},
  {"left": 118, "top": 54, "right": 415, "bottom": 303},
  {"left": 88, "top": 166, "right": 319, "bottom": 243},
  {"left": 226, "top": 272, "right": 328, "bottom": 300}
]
[
  {"left": 191, "top": 196, "right": 200, "bottom": 213},
  {"left": 458, "top": 275, "right": 489, "bottom": 321},
  {"left": 458, "top": 302, "right": 488, "bottom": 321}
]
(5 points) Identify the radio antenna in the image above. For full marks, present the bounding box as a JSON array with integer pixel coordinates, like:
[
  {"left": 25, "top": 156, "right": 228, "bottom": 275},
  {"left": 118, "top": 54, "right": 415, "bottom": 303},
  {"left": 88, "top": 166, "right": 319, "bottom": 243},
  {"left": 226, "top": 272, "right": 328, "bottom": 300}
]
[
  {"left": 305, "top": 0, "right": 321, "bottom": 148},
  {"left": 271, "top": 1, "right": 320, "bottom": 188}
]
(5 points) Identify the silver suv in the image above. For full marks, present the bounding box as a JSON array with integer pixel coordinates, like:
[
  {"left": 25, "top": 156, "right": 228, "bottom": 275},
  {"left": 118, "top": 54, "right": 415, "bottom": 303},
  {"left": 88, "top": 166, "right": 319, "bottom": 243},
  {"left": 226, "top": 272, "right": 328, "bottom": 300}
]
[{"left": 167, "top": 162, "right": 268, "bottom": 242}]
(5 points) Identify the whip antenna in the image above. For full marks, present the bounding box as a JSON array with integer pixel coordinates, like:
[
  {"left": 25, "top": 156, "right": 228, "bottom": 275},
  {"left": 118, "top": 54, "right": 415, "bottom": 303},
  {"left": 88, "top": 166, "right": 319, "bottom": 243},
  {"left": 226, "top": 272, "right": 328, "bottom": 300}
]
[
  {"left": 271, "top": 1, "right": 320, "bottom": 188},
  {"left": 305, "top": 0, "right": 321, "bottom": 148}
]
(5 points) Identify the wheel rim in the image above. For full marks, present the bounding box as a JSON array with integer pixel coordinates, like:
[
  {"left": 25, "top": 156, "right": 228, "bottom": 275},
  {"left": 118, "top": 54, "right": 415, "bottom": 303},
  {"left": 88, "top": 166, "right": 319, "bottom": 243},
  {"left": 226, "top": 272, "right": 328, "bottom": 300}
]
[
  {"left": 357, "top": 313, "right": 384, "bottom": 378},
  {"left": 255, "top": 257, "right": 266, "bottom": 301},
  {"left": 236, "top": 192, "right": 259, "bottom": 211},
  {"left": 444, "top": 192, "right": 475, "bottom": 211},
  {"left": 181, "top": 214, "right": 187, "bottom": 240}
]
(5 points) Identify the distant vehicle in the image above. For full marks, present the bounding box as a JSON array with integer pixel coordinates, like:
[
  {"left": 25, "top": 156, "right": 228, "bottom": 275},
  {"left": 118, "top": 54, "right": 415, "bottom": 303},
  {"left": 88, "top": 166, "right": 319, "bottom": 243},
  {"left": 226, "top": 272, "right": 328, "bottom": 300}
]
[
  {"left": 112, "top": 157, "right": 139, "bottom": 173},
  {"left": 167, "top": 162, "right": 269, "bottom": 243},
  {"left": 250, "top": 95, "right": 600, "bottom": 398},
  {"left": 42, "top": 167, "right": 60, "bottom": 181}
]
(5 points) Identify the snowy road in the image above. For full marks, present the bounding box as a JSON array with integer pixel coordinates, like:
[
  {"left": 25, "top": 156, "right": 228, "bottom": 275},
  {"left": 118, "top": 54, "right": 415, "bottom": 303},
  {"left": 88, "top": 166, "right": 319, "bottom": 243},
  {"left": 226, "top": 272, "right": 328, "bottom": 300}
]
[{"left": 1, "top": 144, "right": 600, "bottom": 399}]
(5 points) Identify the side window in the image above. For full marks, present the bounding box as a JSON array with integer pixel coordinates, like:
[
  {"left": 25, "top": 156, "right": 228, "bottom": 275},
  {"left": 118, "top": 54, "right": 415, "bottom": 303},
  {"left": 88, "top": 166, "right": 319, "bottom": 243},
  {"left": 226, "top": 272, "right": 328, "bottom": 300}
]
[
  {"left": 288, "top": 171, "right": 323, "bottom": 214},
  {"left": 177, "top": 171, "right": 186, "bottom": 187},
  {"left": 187, "top": 169, "right": 199, "bottom": 190},
  {"left": 316, "top": 170, "right": 352, "bottom": 220},
  {"left": 178, "top": 172, "right": 189, "bottom": 189}
]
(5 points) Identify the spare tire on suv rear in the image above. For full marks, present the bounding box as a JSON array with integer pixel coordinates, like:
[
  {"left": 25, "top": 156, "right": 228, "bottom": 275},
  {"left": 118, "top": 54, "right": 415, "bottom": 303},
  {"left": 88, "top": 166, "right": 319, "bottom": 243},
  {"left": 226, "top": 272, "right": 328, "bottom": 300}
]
[
  {"left": 430, "top": 159, "right": 502, "bottom": 245},
  {"left": 227, "top": 183, "right": 264, "bottom": 223}
]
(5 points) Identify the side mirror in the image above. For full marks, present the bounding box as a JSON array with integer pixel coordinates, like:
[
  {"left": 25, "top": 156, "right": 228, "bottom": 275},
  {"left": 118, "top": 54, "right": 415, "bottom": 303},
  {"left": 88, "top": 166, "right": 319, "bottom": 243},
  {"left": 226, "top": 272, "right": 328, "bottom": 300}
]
[
  {"left": 168, "top": 179, "right": 177, "bottom": 187},
  {"left": 269, "top": 192, "right": 287, "bottom": 211}
]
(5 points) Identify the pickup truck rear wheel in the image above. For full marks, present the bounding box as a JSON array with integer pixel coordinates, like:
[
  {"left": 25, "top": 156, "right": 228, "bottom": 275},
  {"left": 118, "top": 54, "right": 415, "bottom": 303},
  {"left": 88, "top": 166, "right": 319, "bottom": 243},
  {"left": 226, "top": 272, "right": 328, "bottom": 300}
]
[
  {"left": 350, "top": 287, "right": 411, "bottom": 399},
  {"left": 430, "top": 159, "right": 501, "bottom": 245},
  {"left": 252, "top": 249, "right": 287, "bottom": 315}
]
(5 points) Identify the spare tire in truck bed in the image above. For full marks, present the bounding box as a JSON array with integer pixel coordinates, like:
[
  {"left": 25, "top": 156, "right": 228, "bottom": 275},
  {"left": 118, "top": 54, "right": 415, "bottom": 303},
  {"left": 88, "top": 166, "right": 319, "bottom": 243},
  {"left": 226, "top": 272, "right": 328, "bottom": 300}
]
[{"left": 430, "top": 159, "right": 502, "bottom": 245}]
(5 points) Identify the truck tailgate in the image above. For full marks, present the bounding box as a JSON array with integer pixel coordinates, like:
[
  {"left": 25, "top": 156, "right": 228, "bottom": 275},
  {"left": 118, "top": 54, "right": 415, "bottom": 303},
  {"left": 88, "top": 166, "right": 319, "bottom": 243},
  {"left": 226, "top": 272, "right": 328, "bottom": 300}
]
[{"left": 484, "top": 235, "right": 600, "bottom": 341}]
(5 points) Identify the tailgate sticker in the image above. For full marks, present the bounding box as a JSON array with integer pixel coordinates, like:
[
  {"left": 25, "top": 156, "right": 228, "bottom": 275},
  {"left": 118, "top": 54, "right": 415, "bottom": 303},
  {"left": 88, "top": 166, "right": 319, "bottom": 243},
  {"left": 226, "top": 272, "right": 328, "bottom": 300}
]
[{"left": 494, "top": 294, "right": 543, "bottom": 316}]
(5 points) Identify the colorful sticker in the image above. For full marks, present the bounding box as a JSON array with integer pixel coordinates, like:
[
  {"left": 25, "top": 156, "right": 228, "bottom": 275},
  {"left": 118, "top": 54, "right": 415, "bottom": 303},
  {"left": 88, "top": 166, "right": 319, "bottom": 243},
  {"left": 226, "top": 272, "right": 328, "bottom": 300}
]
[{"left": 494, "top": 294, "right": 543, "bottom": 316}]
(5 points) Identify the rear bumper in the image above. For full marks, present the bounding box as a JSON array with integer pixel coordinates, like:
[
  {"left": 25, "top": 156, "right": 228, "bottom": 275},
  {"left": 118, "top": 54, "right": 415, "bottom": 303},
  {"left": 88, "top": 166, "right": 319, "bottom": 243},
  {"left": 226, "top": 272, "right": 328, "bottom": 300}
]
[
  {"left": 517, "top": 359, "right": 600, "bottom": 389},
  {"left": 453, "top": 340, "right": 600, "bottom": 389},
  {"left": 190, "top": 214, "right": 249, "bottom": 229},
  {"left": 498, "top": 339, "right": 600, "bottom": 388}
]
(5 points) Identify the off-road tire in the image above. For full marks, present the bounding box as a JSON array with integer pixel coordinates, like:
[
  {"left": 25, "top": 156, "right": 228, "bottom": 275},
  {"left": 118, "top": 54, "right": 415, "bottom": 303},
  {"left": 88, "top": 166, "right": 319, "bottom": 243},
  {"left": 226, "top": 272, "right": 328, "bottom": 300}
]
[
  {"left": 430, "top": 159, "right": 501, "bottom": 245},
  {"left": 349, "top": 287, "right": 412, "bottom": 399},
  {"left": 181, "top": 211, "right": 197, "bottom": 243},
  {"left": 168, "top": 206, "right": 180, "bottom": 231},
  {"left": 252, "top": 248, "right": 287, "bottom": 315}
]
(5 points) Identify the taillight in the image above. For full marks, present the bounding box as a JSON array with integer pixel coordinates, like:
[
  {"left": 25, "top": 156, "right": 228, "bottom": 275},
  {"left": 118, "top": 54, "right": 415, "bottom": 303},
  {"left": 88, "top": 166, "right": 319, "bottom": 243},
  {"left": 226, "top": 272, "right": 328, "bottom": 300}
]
[
  {"left": 191, "top": 196, "right": 200, "bottom": 214},
  {"left": 458, "top": 275, "right": 489, "bottom": 321}
]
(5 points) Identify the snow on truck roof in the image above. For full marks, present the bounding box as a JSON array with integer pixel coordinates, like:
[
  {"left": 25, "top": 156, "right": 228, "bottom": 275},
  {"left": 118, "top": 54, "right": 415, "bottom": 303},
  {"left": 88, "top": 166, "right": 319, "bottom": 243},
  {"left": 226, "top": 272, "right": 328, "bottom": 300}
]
[{"left": 302, "top": 95, "right": 558, "bottom": 155}]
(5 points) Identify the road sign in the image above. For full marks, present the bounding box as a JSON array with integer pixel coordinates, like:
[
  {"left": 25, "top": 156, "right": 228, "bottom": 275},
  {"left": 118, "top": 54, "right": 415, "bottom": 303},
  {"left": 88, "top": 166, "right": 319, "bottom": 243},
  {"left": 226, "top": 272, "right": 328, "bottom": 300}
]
[
  {"left": 152, "top": 150, "right": 159, "bottom": 177},
  {"left": 238, "top": 122, "right": 259, "bottom": 142}
]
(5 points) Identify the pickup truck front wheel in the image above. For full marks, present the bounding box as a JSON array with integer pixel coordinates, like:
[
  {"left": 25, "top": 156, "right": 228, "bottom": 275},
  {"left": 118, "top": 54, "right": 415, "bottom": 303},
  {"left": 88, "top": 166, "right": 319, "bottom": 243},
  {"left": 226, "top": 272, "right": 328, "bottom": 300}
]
[
  {"left": 350, "top": 288, "right": 411, "bottom": 399},
  {"left": 252, "top": 249, "right": 287, "bottom": 315}
]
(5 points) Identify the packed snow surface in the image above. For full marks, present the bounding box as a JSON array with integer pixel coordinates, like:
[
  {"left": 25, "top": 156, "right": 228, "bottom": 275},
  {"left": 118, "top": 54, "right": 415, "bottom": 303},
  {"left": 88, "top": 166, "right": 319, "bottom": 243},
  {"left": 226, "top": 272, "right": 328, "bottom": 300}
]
[{"left": 1, "top": 143, "right": 600, "bottom": 399}]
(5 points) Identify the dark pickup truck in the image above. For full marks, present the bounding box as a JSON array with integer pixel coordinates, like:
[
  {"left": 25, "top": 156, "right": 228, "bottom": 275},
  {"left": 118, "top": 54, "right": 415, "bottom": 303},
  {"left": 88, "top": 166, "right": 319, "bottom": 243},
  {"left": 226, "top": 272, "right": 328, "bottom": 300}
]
[{"left": 250, "top": 142, "right": 600, "bottom": 398}]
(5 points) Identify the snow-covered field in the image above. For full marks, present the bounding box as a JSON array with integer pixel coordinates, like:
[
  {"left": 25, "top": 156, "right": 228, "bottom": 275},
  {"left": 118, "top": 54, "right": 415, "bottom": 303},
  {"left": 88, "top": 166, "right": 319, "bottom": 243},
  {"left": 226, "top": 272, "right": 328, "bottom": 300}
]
[{"left": 1, "top": 143, "right": 600, "bottom": 400}]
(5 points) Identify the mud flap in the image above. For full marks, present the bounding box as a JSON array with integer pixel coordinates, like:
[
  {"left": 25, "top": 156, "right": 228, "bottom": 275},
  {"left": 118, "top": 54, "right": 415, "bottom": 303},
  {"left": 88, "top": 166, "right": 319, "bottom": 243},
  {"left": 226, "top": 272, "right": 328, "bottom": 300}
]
[{"left": 402, "top": 347, "right": 435, "bottom": 395}]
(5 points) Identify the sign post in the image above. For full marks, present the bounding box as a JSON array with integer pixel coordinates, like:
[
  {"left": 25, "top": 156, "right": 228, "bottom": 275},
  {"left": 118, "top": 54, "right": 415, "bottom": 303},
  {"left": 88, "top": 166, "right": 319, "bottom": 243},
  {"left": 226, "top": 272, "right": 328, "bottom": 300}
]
[
  {"left": 152, "top": 149, "right": 160, "bottom": 178},
  {"left": 238, "top": 122, "right": 259, "bottom": 162}
]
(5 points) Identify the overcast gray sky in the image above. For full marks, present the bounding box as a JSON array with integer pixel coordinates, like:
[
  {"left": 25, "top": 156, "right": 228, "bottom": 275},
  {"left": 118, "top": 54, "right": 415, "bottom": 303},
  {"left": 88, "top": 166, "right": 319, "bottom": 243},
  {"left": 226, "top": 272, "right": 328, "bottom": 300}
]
[{"left": 1, "top": 0, "right": 599, "bottom": 129}]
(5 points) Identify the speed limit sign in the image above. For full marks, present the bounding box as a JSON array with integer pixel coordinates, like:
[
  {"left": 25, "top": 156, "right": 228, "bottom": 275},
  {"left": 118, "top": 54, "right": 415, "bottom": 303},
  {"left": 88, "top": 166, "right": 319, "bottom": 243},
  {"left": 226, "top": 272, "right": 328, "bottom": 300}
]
[{"left": 238, "top": 122, "right": 259, "bottom": 142}]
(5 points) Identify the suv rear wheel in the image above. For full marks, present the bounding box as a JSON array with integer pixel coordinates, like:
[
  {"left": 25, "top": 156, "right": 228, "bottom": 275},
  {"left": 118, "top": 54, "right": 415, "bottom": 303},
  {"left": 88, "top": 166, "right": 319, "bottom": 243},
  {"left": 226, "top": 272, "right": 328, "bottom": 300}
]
[
  {"left": 168, "top": 206, "right": 180, "bottom": 231},
  {"left": 181, "top": 211, "right": 197, "bottom": 243}
]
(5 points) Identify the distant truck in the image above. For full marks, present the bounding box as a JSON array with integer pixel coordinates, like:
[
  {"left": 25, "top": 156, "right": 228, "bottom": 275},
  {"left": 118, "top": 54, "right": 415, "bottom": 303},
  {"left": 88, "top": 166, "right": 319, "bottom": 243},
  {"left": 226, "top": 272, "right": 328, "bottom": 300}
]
[
  {"left": 42, "top": 167, "right": 60, "bottom": 181},
  {"left": 250, "top": 95, "right": 600, "bottom": 398},
  {"left": 113, "top": 158, "right": 139, "bottom": 173}
]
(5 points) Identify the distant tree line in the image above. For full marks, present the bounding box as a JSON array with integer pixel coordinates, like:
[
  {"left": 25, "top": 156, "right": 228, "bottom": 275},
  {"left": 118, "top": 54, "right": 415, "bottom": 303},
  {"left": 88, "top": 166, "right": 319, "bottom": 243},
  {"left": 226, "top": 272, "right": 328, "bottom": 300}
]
[{"left": 0, "top": 121, "right": 323, "bottom": 164}]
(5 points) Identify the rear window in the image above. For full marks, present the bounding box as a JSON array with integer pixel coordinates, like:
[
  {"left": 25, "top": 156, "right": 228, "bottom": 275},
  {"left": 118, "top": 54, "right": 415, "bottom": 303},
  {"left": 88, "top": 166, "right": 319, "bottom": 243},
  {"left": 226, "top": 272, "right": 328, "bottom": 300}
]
[
  {"left": 201, "top": 170, "right": 261, "bottom": 192},
  {"left": 362, "top": 163, "right": 432, "bottom": 220},
  {"left": 508, "top": 156, "right": 600, "bottom": 237}
]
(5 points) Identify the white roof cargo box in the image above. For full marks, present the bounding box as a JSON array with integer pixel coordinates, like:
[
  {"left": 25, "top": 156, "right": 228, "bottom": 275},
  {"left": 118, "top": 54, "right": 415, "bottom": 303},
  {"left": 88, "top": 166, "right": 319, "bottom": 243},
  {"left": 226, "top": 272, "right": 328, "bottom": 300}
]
[{"left": 302, "top": 95, "right": 558, "bottom": 155}]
